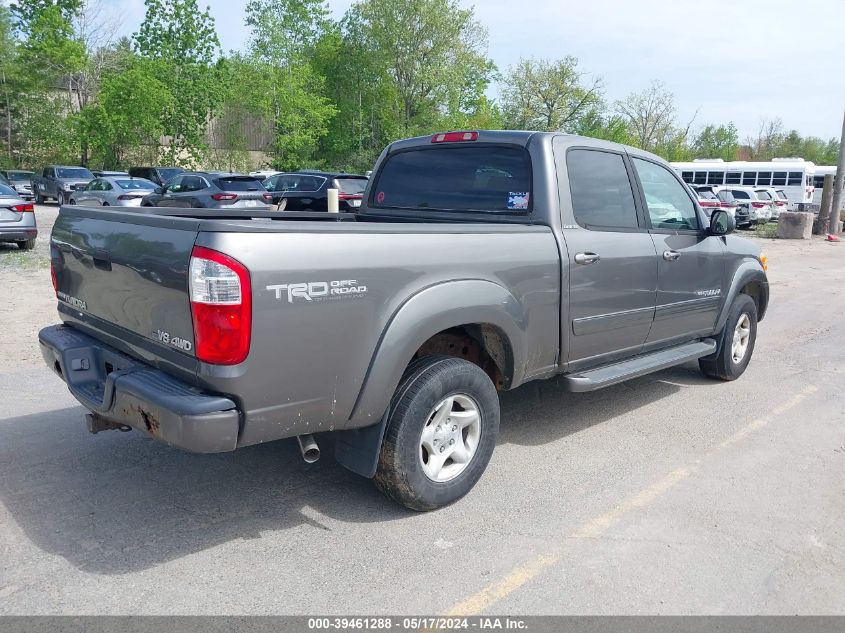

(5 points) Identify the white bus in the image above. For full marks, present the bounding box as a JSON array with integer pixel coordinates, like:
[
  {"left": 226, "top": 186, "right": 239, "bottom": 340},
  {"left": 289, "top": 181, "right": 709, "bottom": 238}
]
[
  {"left": 812, "top": 166, "right": 838, "bottom": 204},
  {"left": 670, "top": 158, "right": 815, "bottom": 209}
]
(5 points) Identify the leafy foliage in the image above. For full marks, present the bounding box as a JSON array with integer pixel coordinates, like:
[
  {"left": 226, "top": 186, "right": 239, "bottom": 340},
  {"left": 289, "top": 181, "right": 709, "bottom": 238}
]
[
  {"left": 0, "top": 2, "right": 838, "bottom": 172},
  {"left": 501, "top": 57, "right": 601, "bottom": 132}
]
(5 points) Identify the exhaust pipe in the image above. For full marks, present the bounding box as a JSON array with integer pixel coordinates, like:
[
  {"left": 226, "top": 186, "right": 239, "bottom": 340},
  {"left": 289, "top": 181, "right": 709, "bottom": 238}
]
[{"left": 296, "top": 434, "right": 320, "bottom": 463}]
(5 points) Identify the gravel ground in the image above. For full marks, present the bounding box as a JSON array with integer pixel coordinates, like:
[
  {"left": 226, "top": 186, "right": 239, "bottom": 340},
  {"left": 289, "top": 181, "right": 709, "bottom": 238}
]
[{"left": 0, "top": 205, "right": 843, "bottom": 615}]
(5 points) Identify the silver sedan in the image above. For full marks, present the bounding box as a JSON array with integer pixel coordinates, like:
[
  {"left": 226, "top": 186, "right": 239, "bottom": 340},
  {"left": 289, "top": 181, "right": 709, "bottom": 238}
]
[
  {"left": 0, "top": 183, "right": 37, "bottom": 249},
  {"left": 69, "top": 176, "right": 157, "bottom": 207}
]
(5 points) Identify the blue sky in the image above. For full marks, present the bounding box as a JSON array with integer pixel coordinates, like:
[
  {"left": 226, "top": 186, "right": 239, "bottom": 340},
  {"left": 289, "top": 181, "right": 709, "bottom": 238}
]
[{"left": 110, "top": 0, "right": 845, "bottom": 144}]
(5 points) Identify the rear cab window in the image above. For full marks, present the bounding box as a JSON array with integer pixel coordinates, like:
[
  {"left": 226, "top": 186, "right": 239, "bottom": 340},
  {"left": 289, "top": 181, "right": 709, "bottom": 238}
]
[{"left": 370, "top": 145, "right": 532, "bottom": 213}]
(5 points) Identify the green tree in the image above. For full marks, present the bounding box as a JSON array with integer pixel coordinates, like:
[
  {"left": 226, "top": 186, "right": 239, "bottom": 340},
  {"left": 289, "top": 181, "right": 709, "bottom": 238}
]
[
  {"left": 614, "top": 81, "right": 678, "bottom": 152},
  {"left": 83, "top": 57, "right": 172, "bottom": 168},
  {"left": 693, "top": 123, "right": 739, "bottom": 160},
  {"left": 500, "top": 57, "right": 602, "bottom": 132},
  {"left": 354, "top": 0, "right": 495, "bottom": 134},
  {"left": 133, "top": 0, "right": 222, "bottom": 166},
  {"left": 242, "top": 0, "right": 336, "bottom": 170},
  {"left": 573, "top": 109, "right": 632, "bottom": 144}
]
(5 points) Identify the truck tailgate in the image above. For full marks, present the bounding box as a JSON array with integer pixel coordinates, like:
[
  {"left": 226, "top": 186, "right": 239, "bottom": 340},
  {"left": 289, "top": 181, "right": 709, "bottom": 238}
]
[{"left": 51, "top": 209, "right": 199, "bottom": 364}]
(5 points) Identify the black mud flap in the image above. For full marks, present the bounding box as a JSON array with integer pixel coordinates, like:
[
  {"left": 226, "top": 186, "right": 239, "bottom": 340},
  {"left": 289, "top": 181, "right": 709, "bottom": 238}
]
[{"left": 333, "top": 413, "right": 390, "bottom": 478}]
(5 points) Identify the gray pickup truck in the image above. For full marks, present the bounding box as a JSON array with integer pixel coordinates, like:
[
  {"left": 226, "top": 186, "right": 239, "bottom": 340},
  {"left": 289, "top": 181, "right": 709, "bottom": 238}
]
[
  {"left": 33, "top": 165, "right": 94, "bottom": 205},
  {"left": 38, "top": 131, "right": 769, "bottom": 510}
]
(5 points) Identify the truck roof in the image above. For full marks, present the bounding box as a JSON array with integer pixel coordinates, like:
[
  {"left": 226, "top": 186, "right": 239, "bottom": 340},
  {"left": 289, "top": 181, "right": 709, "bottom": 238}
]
[{"left": 386, "top": 129, "right": 664, "bottom": 163}]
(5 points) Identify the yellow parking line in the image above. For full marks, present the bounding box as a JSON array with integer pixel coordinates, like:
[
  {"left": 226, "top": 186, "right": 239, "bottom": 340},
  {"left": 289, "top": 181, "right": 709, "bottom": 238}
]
[{"left": 446, "top": 384, "right": 819, "bottom": 616}]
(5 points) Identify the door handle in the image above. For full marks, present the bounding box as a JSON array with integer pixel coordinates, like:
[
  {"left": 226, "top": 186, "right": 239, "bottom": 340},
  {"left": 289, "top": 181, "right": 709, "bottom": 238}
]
[
  {"left": 663, "top": 250, "right": 681, "bottom": 261},
  {"left": 574, "top": 252, "right": 601, "bottom": 265}
]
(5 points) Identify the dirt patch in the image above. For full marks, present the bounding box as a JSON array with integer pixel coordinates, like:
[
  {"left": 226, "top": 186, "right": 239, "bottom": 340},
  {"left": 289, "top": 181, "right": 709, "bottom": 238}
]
[{"left": 0, "top": 267, "right": 58, "bottom": 371}]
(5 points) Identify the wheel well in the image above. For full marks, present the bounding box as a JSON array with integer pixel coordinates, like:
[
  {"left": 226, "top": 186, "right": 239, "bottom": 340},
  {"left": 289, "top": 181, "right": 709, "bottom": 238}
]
[
  {"left": 412, "top": 324, "right": 513, "bottom": 390},
  {"left": 740, "top": 280, "right": 766, "bottom": 321}
]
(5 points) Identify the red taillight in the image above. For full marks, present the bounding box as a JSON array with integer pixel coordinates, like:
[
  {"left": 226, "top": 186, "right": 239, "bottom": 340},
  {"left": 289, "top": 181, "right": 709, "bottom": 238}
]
[
  {"left": 751, "top": 202, "right": 766, "bottom": 208},
  {"left": 700, "top": 200, "right": 718, "bottom": 207},
  {"left": 12, "top": 203, "right": 34, "bottom": 212},
  {"left": 776, "top": 200, "right": 785, "bottom": 206},
  {"left": 117, "top": 194, "right": 142, "bottom": 200},
  {"left": 189, "top": 246, "right": 251, "bottom": 365},
  {"left": 262, "top": 193, "right": 272, "bottom": 202},
  {"left": 211, "top": 193, "right": 238, "bottom": 201},
  {"left": 720, "top": 201, "right": 732, "bottom": 207},
  {"left": 431, "top": 131, "right": 478, "bottom": 143},
  {"left": 50, "top": 261, "right": 57, "bottom": 294},
  {"left": 338, "top": 193, "right": 362, "bottom": 200}
]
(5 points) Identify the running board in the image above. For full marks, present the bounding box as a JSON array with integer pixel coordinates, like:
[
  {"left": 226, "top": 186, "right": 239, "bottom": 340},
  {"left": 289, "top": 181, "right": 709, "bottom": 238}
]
[{"left": 563, "top": 339, "right": 717, "bottom": 392}]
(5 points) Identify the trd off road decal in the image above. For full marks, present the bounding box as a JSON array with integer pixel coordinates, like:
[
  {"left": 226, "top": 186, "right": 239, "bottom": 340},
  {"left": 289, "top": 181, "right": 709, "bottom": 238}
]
[{"left": 267, "top": 279, "right": 368, "bottom": 303}]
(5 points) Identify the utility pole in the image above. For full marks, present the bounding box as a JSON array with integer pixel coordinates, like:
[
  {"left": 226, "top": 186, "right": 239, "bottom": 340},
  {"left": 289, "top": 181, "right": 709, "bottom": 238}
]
[{"left": 828, "top": 108, "right": 845, "bottom": 235}]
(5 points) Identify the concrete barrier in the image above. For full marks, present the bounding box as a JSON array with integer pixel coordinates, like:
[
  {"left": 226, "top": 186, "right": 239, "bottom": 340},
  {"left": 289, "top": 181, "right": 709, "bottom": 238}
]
[{"left": 777, "top": 211, "right": 814, "bottom": 239}]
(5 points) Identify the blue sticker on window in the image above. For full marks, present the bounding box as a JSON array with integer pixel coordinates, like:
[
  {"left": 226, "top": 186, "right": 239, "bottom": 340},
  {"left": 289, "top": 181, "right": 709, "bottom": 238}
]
[{"left": 508, "top": 192, "right": 529, "bottom": 210}]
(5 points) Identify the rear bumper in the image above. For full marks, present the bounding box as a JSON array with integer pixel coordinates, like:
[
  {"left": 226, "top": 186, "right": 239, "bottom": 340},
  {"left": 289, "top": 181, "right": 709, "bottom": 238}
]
[
  {"left": 39, "top": 324, "right": 240, "bottom": 453},
  {"left": 0, "top": 227, "right": 37, "bottom": 241}
]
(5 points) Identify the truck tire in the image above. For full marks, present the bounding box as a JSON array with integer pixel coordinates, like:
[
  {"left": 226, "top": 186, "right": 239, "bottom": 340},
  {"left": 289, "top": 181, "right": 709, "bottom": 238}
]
[
  {"left": 374, "top": 356, "right": 500, "bottom": 511},
  {"left": 35, "top": 191, "right": 43, "bottom": 204},
  {"left": 699, "top": 294, "right": 757, "bottom": 381},
  {"left": 17, "top": 239, "right": 35, "bottom": 250}
]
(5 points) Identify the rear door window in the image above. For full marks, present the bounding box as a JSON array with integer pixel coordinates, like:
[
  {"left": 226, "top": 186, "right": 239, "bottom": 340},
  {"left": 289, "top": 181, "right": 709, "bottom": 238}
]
[
  {"left": 371, "top": 145, "right": 532, "bottom": 213},
  {"left": 566, "top": 149, "right": 638, "bottom": 230}
]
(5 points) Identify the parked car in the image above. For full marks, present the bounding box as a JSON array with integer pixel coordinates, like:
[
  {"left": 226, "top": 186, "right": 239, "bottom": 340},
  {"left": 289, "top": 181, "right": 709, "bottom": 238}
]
[
  {"left": 755, "top": 187, "right": 788, "bottom": 219},
  {"left": 722, "top": 186, "right": 773, "bottom": 227},
  {"left": 263, "top": 171, "right": 368, "bottom": 211},
  {"left": 0, "top": 170, "right": 35, "bottom": 201},
  {"left": 92, "top": 170, "right": 129, "bottom": 178},
  {"left": 687, "top": 184, "right": 722, "bottom": 217},
  {"left": 0, "top": 183, "right": 36, "bottom": 249},
  {"left": 128, "top": 166, "right": 185, "bottom": 187},
  {"left": 69, "top": 176, "right": 157, "bottom": 207},
  {"left": 140, "top": 172, "right": 273, "bottom": 209},
  {"left": 40, "top": 130, "right": 769, "bottom": 510},
  {"left": 33, "top": 165, "right": 94, "bottom": 205}
]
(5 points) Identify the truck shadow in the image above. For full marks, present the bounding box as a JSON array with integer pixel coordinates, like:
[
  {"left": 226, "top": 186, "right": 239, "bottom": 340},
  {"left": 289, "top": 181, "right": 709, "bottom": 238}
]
[{"left": 0, "top": 362, "right": 718, "bottom": 576}]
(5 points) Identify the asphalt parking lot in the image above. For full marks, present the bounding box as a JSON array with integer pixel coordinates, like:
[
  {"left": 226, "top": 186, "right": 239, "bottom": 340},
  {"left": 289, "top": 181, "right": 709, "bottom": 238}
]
[{"left": 0, "top": 204, "right": 843, "bottom": 614}]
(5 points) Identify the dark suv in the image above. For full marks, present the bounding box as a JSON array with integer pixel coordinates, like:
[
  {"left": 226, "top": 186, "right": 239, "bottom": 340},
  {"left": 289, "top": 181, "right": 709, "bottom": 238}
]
[
  {"left": 128, "top": 166, "right": 185, "bottom": 187},
  {"left": 140, "top": 172, "right": 273, "bottom": 209},
  {"left": 263, "top": 171, "right": 368, "bottom": 211}
]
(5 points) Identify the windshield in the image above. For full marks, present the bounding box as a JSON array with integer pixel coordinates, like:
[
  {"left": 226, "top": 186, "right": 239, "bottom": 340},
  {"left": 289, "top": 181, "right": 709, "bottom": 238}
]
[
  {"left": 755, "top": 190, "right": 773, "bottom": 200},
  {"left": 371, "top": 145, "right": 532, "bottom": 212},
  {"left": 775, "top": 190, "right": 788, "bottom": 200},
  {"left": 335, "top": 178, "right": 367, "bottom": 195},
  {"left": 57, "top": 168, "right": 93, "bottom": 179},
  {"left": 7, "top": 172, "right": 33, "bottom": 182},
  {"left": 116, "top": 179, "right": 155, "bottom": 190}
]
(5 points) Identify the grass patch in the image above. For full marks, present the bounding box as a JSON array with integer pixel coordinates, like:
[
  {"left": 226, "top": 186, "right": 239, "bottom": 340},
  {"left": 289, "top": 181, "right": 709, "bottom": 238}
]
[
  {"left": 754, "top": 222, "right": 779, "bottom": 239},
  {"left": 0, "top": 247, "right": 50, "bottom": 270}
]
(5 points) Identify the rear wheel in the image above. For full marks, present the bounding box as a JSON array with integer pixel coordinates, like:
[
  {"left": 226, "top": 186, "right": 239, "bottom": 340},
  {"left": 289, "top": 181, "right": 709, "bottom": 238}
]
[
  {"left": 35, "top": 191, "right": 43, "bottom": 204},
  {"left": 699, "top": 294, "right": 757, "bottom": 381},
  {"left": 17, "top": 239, "right": 34, "bottom": 250},
  {"left": 374, "top": 356, "right": 500, "bottom": 511}
]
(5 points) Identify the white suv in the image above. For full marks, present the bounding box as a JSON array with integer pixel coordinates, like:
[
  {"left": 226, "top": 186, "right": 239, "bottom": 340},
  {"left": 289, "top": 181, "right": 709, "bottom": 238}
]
[
  {"left": 755, "top": 187, "right": 788, "bottom": 219},
  {"left": 722, "top": 186, "right": 773, "bottom": 227}
]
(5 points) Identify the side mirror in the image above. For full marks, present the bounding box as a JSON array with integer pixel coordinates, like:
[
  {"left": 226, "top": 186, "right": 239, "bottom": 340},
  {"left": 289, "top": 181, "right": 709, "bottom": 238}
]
[
  {"left": 154, "top": 187, "right": 164, "bottom": 195},
  {"left": 708, "top": 209, "right": 735, "bottom": 236}
]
